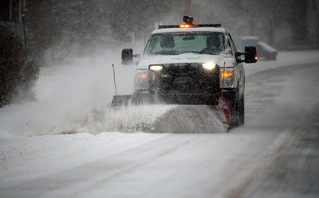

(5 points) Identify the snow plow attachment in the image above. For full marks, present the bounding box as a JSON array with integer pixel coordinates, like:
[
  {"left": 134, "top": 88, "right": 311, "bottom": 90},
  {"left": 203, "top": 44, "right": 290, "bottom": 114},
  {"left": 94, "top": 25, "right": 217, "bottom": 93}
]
[{"left": 112, "top": 95, "right": 132, "bottom": 106}]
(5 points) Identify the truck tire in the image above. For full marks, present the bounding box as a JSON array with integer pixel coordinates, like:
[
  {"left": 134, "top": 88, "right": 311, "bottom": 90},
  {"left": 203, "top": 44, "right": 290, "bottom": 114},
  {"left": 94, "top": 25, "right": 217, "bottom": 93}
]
[{"left": 222, "top": 91, "right": 238, "bottom": 129}]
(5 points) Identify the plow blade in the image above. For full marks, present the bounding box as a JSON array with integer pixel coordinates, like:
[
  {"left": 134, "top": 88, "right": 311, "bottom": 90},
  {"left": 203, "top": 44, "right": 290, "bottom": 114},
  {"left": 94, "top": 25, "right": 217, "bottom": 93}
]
[{"left": 112, "top": 95, "right": 133, "bottom": 106}]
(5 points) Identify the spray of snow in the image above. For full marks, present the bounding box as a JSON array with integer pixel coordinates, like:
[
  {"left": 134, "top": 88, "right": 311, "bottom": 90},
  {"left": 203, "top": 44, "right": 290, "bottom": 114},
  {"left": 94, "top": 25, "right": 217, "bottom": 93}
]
[
  {"left": 0, "top": 43, "right": 227, "bottom": 137},
  {"left": 76, "top": 104, "right": 226, "bottom": 134}
]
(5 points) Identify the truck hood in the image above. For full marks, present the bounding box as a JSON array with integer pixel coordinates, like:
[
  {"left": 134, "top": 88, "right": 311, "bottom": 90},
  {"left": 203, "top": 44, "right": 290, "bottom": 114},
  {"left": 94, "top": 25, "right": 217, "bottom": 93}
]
[{"left": 137, "top": 54, "right": 235, "bottom": 69}]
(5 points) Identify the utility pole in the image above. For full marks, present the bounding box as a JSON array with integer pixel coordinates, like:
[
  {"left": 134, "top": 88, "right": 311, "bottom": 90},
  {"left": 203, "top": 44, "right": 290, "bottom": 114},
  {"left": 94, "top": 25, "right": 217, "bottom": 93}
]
[
  {"left": 19, "top": 0, "right": 22, "bottom": 22},
  {"left": 143, "top": 0, "right": 150, "bottom": 45},
  {"left": 9, "top": 0, "right": 12, "bottom": 21}
]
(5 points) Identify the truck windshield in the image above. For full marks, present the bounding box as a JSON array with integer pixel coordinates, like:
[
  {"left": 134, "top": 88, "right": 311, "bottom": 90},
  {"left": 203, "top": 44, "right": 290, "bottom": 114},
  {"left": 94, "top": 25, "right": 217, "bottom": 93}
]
[{"left": 145, "top": 32, "right": 226, "bottom": 55}]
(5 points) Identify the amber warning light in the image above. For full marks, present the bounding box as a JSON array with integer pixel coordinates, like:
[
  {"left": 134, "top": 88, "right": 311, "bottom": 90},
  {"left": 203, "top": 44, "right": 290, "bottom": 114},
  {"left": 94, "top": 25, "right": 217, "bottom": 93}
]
[
  {"left": 179, "top": 24, "right": 198, "bottom": 28},
  {"left": 221, "top": 70, "right": 233, "bottom": 78}
]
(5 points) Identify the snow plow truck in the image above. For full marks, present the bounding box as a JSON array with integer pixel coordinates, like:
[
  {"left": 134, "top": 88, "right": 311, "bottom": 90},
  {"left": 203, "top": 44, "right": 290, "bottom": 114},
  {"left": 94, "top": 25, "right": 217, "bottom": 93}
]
[{"left": 113, "top": 16, "right": 257, "bottom": 128}]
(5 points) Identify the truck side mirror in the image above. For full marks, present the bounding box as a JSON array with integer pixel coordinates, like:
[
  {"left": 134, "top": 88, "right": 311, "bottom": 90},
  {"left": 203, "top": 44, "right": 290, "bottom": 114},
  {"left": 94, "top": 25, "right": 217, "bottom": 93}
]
[
  {"left": 244, "top": 46, "right": 257, "bottom": 63},
  {"left": 121, "top": 49, "right": 133, "bottom": 65}
]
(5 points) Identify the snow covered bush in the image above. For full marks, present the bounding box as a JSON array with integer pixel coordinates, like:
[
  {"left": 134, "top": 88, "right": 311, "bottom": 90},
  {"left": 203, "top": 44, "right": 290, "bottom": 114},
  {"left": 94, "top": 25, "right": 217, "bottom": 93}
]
[{"left": 0, "top": 22, "right": 39, "bottom": 107}]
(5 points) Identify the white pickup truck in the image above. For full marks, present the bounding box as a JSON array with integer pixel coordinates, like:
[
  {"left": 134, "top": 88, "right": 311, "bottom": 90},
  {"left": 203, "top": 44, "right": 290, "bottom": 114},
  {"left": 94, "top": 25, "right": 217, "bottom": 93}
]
[{"left": 116, "top": 16, "right": 257, "bottom": 127}]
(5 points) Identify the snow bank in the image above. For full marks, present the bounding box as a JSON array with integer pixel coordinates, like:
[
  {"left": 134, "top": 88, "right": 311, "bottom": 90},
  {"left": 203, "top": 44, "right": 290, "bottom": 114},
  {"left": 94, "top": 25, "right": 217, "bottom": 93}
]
[{"left": 0, "top": 132, "right": 167, "bottom": 186}]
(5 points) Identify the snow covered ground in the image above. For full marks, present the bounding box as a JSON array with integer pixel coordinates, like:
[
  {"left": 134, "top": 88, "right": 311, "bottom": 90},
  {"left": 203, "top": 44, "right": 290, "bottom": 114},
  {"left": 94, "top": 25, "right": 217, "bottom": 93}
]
[{"left": 0, "top": 50, "right": 319, "bottom": 197}]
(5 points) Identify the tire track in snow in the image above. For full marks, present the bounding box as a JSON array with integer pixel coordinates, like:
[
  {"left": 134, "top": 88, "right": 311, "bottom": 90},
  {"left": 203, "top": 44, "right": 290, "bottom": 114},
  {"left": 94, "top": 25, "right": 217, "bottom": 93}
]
[
  {"left": 70, "top": 137, "right": 191, "bottom": 198},
  {"left": 0, "top": 135, "right": 192, "bottom": 198},
  {"left": 225, "top": 128, "right": 298, "bottom": 198},
  {"left": 204, "top": 128, "right": 297, "bottom": 198}
]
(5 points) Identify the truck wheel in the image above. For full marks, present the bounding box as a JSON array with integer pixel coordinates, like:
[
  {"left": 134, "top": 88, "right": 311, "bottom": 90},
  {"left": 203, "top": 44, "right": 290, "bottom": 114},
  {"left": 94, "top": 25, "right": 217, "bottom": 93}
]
[
  {"left": 229, "top": 89, "right": 246, "bottom": 129},
  {"left": 231, "top": 93, "right": 245, "bottom": 128},
  {"left": 220, "top": 90, "right": 243, "bottom": 129}
]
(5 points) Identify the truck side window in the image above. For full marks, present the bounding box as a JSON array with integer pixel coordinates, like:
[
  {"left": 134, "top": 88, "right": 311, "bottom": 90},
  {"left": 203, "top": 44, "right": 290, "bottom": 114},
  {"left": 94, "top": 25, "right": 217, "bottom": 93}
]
[{"left": 228, "top": 34, "right": 238, "bottom": 53}]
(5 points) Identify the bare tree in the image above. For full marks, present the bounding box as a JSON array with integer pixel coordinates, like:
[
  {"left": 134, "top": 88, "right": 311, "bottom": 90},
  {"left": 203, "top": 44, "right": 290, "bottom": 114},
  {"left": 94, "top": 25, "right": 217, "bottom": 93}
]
[{"left": 314, "top": 0, "right": 319, "bottom": 48}]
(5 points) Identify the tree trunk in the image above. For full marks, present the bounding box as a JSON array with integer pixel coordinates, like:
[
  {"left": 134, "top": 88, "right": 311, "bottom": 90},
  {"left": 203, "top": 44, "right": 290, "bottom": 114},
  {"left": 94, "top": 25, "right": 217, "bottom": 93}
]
[
  {"left": 314, "top": 0, "right": 319, "bottom": 48},
  {"left": 291, "top": 1, "right": 308, "bottom": 47}
]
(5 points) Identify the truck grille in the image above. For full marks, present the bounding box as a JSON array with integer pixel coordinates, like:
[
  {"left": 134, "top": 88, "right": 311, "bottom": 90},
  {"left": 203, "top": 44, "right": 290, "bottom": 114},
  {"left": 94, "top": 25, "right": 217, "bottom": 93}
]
[{"left": 158, "top": 63, "right": 220, "bottom": 94}]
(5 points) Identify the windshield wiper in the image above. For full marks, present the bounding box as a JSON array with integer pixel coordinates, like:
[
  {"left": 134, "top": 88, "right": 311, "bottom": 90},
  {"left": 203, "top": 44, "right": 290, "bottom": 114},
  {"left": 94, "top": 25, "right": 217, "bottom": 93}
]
[
  {"left": 180, "top": 51, "right": 200, "bottom": 54},
  {"left": 153, "top": 51, "right": 180, "bottom": 55}
]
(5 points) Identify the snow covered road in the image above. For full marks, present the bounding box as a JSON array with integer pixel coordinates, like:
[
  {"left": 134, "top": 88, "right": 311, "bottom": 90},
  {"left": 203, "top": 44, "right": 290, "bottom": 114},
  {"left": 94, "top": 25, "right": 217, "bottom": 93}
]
[{"left": 1, "top": 51, "right": 319, "bottom": 197}]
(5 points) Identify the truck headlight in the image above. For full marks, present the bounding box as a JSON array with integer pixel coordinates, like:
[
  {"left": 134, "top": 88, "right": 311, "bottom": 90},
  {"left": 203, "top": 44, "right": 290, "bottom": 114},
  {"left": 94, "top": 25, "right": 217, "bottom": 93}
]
[
  {"left": 202, "top": 62, "right": 216, "bottom": 70},
  {"left": 220, "top": 68, "right": 235, "bottom": 88},
  {"left": 149, "top": 65, "right": 163, "bottom": 71},
  {"left": 135, "top": 70, "right": 149, "bottom": 90}
]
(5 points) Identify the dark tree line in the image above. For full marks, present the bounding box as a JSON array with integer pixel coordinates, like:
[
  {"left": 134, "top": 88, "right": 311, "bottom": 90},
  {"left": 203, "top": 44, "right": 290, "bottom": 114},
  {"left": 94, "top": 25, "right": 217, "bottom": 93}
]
[
  {"left": 3, "top": 0, "right": 314, "bottom": 54},
  {"left": 0, "top": 0, "right": 41, "bottom": 107},
  {"left": 193, "top": 0, "right": 318, "bottom": 50},
  {"left": 52, "top": 0, "right": 184, "bottom": 44},
  {"left": 2, "top": 0, "right": 319, "bottom": 56}
]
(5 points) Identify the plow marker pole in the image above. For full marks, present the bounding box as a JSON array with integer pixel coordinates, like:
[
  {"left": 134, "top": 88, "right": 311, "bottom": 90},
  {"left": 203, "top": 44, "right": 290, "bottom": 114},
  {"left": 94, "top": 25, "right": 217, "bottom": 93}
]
[{"left": 112, "top": 64, "right": 118, "bottom": 96}]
